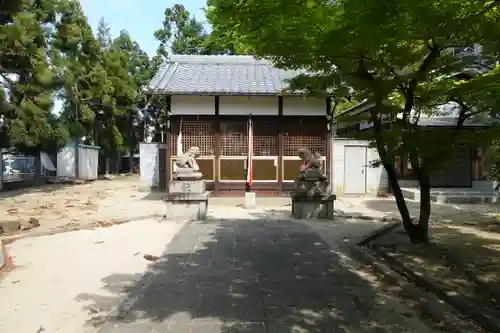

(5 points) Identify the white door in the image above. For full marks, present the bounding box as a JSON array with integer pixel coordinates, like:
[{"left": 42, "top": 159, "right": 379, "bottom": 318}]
[{"left": 344, "top": 145, "right": 367, "bottom": 195}]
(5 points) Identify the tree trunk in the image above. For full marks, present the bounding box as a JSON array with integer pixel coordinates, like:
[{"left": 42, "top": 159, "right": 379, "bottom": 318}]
[
  {"left": 34, "top": 154, "right": 43, "bottom": 185},
  {"left": 105, "top": 157, "right": 110, "bottom": 174},
  {"left": 382, "top": 161, "right": 415, "bottom": 234},
  {"left": 115, "top": 155, "right": 121, "bottom": 174},
  {"left": 385, "top": 161, "right": 430, "bottom": 243},
  {"left": 368, "top": 102, "right": 429, "bottom": 244},
  {"left": 128, "top": 148, "right": 135, "bottom": 173},
  {"left": 414, "top": 170, "right": 431, "bottom": 243}
]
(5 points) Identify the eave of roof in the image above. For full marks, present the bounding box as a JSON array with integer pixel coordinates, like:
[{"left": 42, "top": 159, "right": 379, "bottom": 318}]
[{"left": 334, "top": 100, "right": 374, "bottom": 118}]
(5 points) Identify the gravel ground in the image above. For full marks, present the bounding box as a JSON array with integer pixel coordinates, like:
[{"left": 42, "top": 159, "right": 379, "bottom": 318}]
[{"left": 0, "top": 176, "right": 165, "bottom": 237}]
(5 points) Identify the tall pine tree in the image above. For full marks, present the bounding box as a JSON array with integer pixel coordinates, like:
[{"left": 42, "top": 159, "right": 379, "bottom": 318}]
[{"left": 1, "top": 0, "right": 69, "bottom": 154}]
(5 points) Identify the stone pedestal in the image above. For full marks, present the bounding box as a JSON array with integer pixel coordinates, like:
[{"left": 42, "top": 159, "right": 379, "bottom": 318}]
[
  {"left": 163, "top": 192, "right": 210, "bottom": 220},
  {"left": 164, "top": 178, "right": 210, "bottom": 221},
  {"left": 169, "top": 179, "right": 206, "bottom": 194},
  {"left": 291, "top": 194, "right": 336, "bottom": 220}
]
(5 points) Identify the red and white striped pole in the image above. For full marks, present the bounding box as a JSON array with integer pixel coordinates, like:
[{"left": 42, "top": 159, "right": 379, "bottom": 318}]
[{"left": 246, "top": 116, "right": 253, "bottom": 192}]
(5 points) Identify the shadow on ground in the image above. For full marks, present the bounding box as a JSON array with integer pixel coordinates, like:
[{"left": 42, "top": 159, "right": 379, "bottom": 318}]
[
  {"left": 76, "top": 215, "right": 432, "bottom": 333},
  {"left": 371, "top": 221, "right": 500, "bottom": 328}
]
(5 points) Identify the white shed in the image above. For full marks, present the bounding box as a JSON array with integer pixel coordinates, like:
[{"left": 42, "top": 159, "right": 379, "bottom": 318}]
[
  {"left": 332, "top": 138, "right": 389, "bottom": 196},
  {"left": 57, "top": 143, "right": 100, "bottom": 180}
]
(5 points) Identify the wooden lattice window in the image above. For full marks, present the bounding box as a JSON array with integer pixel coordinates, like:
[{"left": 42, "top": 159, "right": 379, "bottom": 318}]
[
  {"left": 253, "top": 119, "right": 278, "bottom": 156},
  {"left": 220, "top": 121, "right": 247, "bottom": 156},
  {"left": 170, "top": 121, "right": 215, "bottom": 156},
  {"left": 283, "top": 119, "right": 326, "bottom": 156}
]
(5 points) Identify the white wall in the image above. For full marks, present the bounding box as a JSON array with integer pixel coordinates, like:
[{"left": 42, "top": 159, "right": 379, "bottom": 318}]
[
  {"left": 171, "top": 96, "right": 215, "bottom": 115},
  {"left": 140, "top": 143, "right": 165, "bottom": 187},
  {"left": 219, "top": 96, "right": 278, "bottom": 115},
  {"left": 169, "top": 95, "right": 327, "bottom": 116},
  {"left": 332, "top": 138, "right": 389, "bottom": 196},
  {"left": 283, "top": 96, "right": 325, "bottom": 116}
]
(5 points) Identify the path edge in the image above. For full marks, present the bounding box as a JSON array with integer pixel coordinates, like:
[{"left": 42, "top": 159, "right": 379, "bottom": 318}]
[
  {"left": 0, "top": 238, "right": 13, "bottom": 273},
  {"left": 0, "top": 239, "right": 5, "bottom": 269},
  {"left": 1, "top": 213, "right": 166, "bottom": 244}
]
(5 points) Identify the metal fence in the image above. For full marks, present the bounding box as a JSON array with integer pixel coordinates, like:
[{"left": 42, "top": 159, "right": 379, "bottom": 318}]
[{"left": 2, "top": 154, "right": 36, "bottom": 183}]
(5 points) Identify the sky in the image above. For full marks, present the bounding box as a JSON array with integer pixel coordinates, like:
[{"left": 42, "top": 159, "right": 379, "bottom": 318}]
[
  {"left": 52, "top": 0, "right": 207, "bottom": 113},
  {"left": 80, "top": 0, "right": 209, "bottom": 57}
]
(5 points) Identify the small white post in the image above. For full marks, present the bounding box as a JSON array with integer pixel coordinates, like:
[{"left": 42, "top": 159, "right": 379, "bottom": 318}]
[{"left": 244, "top": 191, "right": 257, "bottom": 209}]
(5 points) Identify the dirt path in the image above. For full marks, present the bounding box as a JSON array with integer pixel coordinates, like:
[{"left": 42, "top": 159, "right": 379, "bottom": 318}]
[{"left": 0, "top": 176, "right": 165, "bottom": 238}]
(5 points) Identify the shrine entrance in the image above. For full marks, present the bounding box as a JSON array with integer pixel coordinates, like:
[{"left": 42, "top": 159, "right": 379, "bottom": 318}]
[{"left": 168, "top": 115, "right": 328, "bottom": 196}]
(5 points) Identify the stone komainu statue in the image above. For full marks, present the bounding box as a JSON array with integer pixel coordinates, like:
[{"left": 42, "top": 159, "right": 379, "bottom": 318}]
[
  {"left": 294, "top": 148, "right": 329, "bottom": 197},
  {"left": 173, "top": 146, "right": 203, "bottom": 180},
  {"left": 296, "top": 148, "right": 326, "bottom": 180},
  {"left": 175, "top": 146, "right": 201, "bottom": 170}
]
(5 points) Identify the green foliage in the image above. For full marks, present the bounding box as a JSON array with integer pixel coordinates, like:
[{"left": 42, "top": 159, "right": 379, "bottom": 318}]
[
  {"left": 334, "top": 98, "right": 362, "bottom": 115},
  {"left": 144, "top": 3, "right": 238, "bottom": 141},
  {"left": 208, "top": 0, "right": 500, "bottom": 166},
  {"left": 111, "top": 29, "right": 153, "bottom": 153},
  {"left": 152, "top": 4, "right": 239, "bottom": 70},
  {"left": 0, "top": 0, "right": 69, "bottom": 153},
  {"left": 1, "top": 0, "right": 153, "bottom": 163},
  {"left": 53, "top": 1, "right": 112, "bottom": 141},
  {"left": 205, "top": 2, "right": 252, "bottom": 55},
  {"left": 208, "top": 0, "right": 500, "bottom": 242}
]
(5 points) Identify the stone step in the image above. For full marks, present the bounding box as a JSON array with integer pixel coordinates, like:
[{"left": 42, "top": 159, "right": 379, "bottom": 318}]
[
  {"left": 401, "top": 188, "right": 418, "bottom": 201},
  {"left": 431, "top": 194, "right": 499, "bottom": 204},
  {"left": 401, "top": 188, "right": 500, "bottom": 204}
]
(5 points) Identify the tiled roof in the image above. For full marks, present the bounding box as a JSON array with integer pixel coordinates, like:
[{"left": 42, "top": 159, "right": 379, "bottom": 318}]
[{"left": 145, "top": 55, "right": 300, "bottom": 95}]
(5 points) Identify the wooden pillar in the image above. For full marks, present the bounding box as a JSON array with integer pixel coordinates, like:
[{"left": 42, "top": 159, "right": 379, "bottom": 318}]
[
  {"left": 214, "top": 96, "right": 221, "bottom": 195},
  {"left": 278, "top": 96, "right": 284, "bottom": 195},
  {"left": 165, "top": 95, "right": 172, "bottom": 192}
]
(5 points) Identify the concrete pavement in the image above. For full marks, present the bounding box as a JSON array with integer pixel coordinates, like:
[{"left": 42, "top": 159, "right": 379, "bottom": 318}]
[
  {"left": 0, "top": 201, "right": 443, "bottom": 333},
  {"left": 95, "top": 208, "right": 438, "bottom": 333}
]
